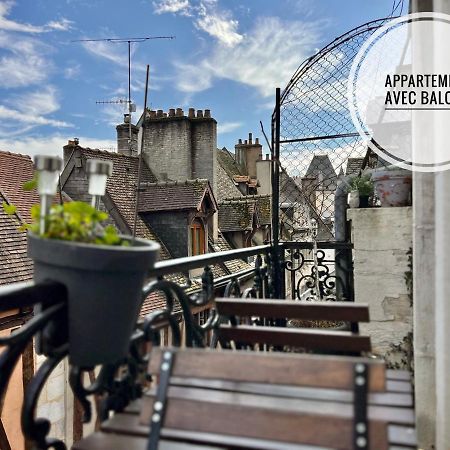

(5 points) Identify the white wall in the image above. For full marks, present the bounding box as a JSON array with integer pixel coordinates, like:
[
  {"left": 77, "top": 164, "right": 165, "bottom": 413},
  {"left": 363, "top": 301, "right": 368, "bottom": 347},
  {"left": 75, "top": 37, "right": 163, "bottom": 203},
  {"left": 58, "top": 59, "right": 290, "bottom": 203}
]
[{"left": 348, "top": 207, "right": 413, "bottom": 367}]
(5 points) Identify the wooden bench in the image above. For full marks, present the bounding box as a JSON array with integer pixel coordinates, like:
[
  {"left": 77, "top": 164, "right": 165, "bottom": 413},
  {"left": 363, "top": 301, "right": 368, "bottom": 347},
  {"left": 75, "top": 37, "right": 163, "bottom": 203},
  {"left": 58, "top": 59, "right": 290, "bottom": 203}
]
[
  {"left": 215, "top": 298, "right": 371, "bottom": 355},
  {"left": 73, "top": 348, "right": 416, "bottom": 450}
]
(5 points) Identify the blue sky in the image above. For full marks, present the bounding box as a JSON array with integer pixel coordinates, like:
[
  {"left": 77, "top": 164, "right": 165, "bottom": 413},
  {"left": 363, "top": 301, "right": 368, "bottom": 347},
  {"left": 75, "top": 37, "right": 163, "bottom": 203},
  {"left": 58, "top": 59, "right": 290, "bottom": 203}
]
[{"left": 0, "top": 0, "right": 401, "bottom": 158}]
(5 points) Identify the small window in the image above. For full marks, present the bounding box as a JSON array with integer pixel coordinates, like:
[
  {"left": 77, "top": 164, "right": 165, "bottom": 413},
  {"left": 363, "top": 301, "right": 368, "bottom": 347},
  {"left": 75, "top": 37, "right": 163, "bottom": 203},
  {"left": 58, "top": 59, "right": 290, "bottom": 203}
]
[{"left": 190, "top": 220, "right": 205, "bottom": 256}]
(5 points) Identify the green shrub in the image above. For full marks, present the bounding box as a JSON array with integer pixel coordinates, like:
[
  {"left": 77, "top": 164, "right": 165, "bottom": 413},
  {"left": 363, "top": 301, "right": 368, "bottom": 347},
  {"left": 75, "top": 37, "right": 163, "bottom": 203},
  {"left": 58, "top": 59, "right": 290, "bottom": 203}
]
[{"left": 347, "top": 174, "right": 374, "bottom": 196}]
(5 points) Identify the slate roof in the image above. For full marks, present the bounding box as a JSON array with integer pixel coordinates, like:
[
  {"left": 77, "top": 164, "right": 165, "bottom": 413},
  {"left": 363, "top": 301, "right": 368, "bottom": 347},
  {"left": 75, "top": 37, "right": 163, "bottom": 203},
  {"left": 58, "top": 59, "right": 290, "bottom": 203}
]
[
  {"left": 217, "top": 147, "right": 242, "bottom": 178},
  {"left": 305, "top": 154, "right": 337, "bottom": 190},
  {"left": 219, "top": 200, "right": 256, "bottom": 232},
  {"left": 209, "top": 232, "right": 252, "bottom": 274},
  {"left": 255, "top": 195, "right": 271, "bottom": 226},
  {"left": 138, "top": 179, "right": 216, "bottom": 213},
  {"left": 0, "top": 192, "right": 33, "bottom": 285},
  {"left": 345, "top": 157, "right": 364, "bottom": 176},
  {"left": 216, "top": 148, "right": 243, "bottom": 202},
  {"left": 219, "top": 195, "right": 271, "bottom": 233},
  {"left": 0, "top": 151, "right": 40, "bottom": 223}
]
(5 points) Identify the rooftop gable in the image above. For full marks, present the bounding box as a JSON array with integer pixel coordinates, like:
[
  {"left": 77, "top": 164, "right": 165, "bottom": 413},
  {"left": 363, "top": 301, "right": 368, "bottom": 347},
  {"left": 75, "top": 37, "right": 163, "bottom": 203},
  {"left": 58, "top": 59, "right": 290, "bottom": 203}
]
[
  {"left": 0, "top": 192, "right": 33, "bottom": 285},
  {"left": 0, "top": 151, "right": 40, "bottom": 223},
  {"left": 138, "top": 179, "right": 217, "bottom": 213}
]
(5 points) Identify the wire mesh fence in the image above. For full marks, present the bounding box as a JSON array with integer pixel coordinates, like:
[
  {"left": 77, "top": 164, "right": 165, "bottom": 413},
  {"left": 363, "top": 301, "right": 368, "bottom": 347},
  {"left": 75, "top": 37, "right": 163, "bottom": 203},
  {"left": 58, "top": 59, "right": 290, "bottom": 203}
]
[{"left": 274, "top": 18, "right": 390, "bottom": 241}]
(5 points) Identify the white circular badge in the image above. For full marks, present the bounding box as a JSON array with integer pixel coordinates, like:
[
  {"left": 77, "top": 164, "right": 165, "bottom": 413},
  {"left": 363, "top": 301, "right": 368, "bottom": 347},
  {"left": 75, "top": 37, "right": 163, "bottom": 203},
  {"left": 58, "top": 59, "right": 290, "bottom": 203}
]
[{"left": 348, "top": 13, "right": 450, "bottom": 172}]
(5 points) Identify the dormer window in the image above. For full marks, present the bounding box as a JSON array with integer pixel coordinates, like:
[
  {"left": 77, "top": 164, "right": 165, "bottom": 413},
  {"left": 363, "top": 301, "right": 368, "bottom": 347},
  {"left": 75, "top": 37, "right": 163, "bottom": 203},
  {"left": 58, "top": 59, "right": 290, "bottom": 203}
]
[{"left": 190, "top": 219, "right": 205, "bottom": 256}]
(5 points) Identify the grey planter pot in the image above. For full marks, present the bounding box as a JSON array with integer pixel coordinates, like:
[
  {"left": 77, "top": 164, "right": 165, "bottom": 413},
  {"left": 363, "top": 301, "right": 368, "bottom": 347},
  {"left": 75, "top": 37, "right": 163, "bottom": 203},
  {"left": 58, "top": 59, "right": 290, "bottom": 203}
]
[
  {"left": 28, "top": 233, "right": 160, "bottom": 368},
  {"left": 372, "top": 169, "right": 412, "bottom": 207}
]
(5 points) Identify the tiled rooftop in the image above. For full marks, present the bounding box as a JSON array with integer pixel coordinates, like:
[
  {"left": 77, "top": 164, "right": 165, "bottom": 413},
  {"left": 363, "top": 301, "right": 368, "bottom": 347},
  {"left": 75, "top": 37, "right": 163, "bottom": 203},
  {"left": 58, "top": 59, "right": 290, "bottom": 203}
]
[
  {"left": 218, "top": 199, "right": 256, "bottom": 232},
  {"left": 138, "top": 179, "right": 215, "bottom": 212},
  {"left": 0, "top": 192, "right": 33, "bottom": 285},
  {"left": 0, "top": 151, "right": 40, "bottom": 223},
  {"left": 210, "top": 232, "right": 252, "bottom": 274}
]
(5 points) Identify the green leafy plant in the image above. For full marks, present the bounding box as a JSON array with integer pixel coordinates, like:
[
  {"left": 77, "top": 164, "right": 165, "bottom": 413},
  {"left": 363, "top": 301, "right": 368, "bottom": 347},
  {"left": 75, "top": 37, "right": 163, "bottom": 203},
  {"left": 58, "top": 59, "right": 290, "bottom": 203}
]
[
  {"left": 2, "top": 178, "right": 127, "bottom": 246},
  {"left": 347, "top": 174, "right": 374, "bottom": 197}
]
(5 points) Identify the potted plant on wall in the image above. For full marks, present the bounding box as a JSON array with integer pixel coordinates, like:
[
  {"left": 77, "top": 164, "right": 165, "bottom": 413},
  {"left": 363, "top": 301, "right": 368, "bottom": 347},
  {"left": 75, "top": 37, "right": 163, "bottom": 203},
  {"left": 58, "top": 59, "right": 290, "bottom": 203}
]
[
  {"left": 4, "top": 156, "right": 160, "bottom": 368},
  {"left": 372, "top": 166, "right": 412, "bottom": 207},
  {"left": 346, "top": 174, "right": 374, "bottom": 208}
]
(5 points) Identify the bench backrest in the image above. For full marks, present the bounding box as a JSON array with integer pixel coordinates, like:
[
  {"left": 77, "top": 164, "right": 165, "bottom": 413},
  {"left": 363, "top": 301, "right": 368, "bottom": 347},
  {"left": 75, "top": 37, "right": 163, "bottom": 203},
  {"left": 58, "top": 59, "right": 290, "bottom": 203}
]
[
  {"left": 141, "top": 348, "right": 414, "bottom": 450},
  {"left": 215, "top": 298, "right": 370, "bottom": 323},
  {"left": 148, "top": 347, "right": 385, "bottom": 391}
]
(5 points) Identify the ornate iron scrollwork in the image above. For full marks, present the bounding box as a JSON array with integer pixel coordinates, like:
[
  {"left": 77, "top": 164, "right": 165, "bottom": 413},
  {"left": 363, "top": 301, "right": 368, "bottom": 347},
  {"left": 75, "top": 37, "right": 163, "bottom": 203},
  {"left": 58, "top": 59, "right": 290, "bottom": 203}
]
[{"left": 284, "top": 248, "right": 338, "bottom": 301}]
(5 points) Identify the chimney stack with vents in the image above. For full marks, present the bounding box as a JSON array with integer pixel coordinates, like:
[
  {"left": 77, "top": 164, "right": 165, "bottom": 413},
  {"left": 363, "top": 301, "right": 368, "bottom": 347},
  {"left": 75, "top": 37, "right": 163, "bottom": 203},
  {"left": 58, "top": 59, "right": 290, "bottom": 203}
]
[
  {"left": 235, "top": 132, "right": 263, "bottom": 178},
  {"left": 139, "top": 106, "right": 216, "bottom": 187},
  {"left": 116, "top": 116, "right": 139, "bottom": 156}
]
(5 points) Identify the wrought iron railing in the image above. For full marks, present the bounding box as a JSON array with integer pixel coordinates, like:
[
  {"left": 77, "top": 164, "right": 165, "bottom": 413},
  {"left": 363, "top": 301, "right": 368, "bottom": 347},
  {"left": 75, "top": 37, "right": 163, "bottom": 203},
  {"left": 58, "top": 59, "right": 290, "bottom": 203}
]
[{"left": 0, "top": 240, "right": 352, "bottom": 449}]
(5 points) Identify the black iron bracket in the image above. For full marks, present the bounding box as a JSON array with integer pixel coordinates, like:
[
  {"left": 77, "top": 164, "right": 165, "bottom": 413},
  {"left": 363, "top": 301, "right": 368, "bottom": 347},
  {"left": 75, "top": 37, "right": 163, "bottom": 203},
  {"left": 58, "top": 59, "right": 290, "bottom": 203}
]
[
  {"left": 147, "top": 350, "right": 175, "bottom": 450},
  {"left": 353, "top": 362, "right": 368, "bottom": 450}
]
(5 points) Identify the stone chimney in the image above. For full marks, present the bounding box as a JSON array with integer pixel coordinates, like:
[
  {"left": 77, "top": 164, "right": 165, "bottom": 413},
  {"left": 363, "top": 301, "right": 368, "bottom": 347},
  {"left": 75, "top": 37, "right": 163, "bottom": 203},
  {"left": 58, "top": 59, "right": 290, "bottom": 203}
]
[
  {"left": 140, "top": 107, "right": 217, "bottom": 187},
  {"left": 63, "top": 138, "right": 80, "bottom": 165},
  {"left": 116, "top": 114, "right": 139, "bottom": 156},
  {"left": 256, "top": 153, "right": 271, "bottom": 196},
  {"left": 140, "top": 107, "right": 218, "bottom": 241},
  {"left": 235, "top": 132, "right": 263, "bottom": 178}
]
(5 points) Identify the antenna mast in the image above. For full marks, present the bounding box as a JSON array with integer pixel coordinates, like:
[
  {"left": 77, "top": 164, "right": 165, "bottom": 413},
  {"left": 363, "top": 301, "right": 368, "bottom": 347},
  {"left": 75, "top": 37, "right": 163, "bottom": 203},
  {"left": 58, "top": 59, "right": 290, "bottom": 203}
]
[{"left": 73, "top": 36, "right": 175, "bottom": 155}]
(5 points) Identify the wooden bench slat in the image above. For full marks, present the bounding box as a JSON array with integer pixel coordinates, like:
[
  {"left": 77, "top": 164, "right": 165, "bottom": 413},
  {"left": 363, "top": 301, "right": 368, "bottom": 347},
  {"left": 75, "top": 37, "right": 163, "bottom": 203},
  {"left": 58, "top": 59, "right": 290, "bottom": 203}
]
[
  {"left": 386, "top": 380, "right": 413, "bottom": 393},
  {"left": 140, "top": 386, "right": 415, "bottom": 426},
  {"left": 140, "top": 396, "right": 389, "bottom": 449},
  {"left": 148, "top": 348, "right": 386, "bottom": 391},
  {"left": 98, "top": 411, "right": 416, "bottom": 450},
  {"left": 387, "top": 369, "right": 411, "bottom": 381},
  {"left": 170, "top": 376, "right": 413, "bottom": 407},
  {"left": 388, "top": 425, "right": 417, "bottom": 446},
  {"left": 216, "top": 298, "right": 370, "bottom": 322},
  {"left": 124, "top": 399, "right": 142, "bottom": 414},
  {"left": 218, "top": 324, "right": 372, "bottom": 353},
  {"left": 72, "top": 431, "right": 222, "bottom": 450}
]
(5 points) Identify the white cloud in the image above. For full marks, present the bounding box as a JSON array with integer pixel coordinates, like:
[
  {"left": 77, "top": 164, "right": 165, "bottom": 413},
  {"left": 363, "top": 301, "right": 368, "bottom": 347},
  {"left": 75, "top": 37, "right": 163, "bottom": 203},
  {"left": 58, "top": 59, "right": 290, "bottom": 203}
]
[
  {"left": 175, "top": 16, "right": 321, "bottom": 97},
  {"left": 218, "top": 121, "right": 242, "bottom": 134},
  {"left": 153, "top": 0, "right": 190, "bottom": 15},
  {"left": 45, "top": 18, "right": 73, "bottom": 32},
  {"left": 153, "top": 0, "right": 243, "bottom": 47},
  {"left": 0, "top": 86, "right": 71, "bottom": 137},
  {"left": 0, "top": 104, "right": 71, "bottom": 129},
  {"left": 0, "top": 1, "right": 73, "bottom": 33},
  {"left": 0, "top": 134, "right": 116, "bottom": 159},
  {"left": 8, "top": 86, "right": 60, "bottom": 116},
  {"left": 195, "top": 2, "right": 243, "bottom": 47},
  {"left": 64, "top": 63, "right": 81, "bottom": 79},
  {"left": 0, "top": 32, "right": 53, "bottom": 88},
  {"left": 81, "top": 40, "right": 128, "bottom": 67}
]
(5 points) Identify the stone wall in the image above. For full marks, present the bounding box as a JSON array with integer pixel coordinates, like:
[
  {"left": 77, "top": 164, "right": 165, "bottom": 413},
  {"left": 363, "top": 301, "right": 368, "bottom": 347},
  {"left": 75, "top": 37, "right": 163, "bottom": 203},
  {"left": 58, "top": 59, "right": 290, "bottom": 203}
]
[
  {"left": 141, "top": 109, "right": 217, "bottom": 189},
  {"left": 348, "top": 207, "right": 413, "bottom": 369},
  {"left": 36, "top": 353, "right": 74, "bottom": 446}
]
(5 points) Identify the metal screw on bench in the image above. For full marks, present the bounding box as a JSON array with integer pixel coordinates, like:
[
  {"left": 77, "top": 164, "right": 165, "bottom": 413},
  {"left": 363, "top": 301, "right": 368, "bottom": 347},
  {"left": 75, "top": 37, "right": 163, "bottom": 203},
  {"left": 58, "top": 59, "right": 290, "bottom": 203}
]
[
  {"left": 34, "top": 155, "right": 63, "bottom": 235},
  {"left": 87, "top": 159, "right": 113, "bottom": 208}
]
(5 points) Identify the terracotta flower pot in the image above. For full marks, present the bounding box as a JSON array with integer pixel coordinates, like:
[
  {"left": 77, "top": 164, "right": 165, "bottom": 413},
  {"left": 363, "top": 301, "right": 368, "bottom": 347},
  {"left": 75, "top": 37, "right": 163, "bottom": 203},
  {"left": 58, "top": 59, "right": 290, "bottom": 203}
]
[
  {"left": 28, "top": 233, "right": 160, "bottom": 368},
  {"left": 372, "top": 170, "right": 412, "bottom": 207}
]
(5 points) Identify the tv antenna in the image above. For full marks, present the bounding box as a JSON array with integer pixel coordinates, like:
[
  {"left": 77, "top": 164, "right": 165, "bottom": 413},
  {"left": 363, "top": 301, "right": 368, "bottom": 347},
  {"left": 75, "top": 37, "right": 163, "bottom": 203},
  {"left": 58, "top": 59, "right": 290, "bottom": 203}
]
[{"left": 72, "top": 35, "right": 175, "bottom": 154}]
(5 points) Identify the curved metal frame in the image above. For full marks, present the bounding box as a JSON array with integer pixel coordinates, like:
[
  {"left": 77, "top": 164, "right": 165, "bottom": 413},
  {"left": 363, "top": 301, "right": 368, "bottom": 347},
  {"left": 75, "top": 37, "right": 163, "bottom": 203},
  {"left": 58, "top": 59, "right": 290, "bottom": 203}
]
[{"left": 270, "top": 17, "right": 395, "bottom": 242}]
